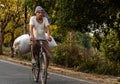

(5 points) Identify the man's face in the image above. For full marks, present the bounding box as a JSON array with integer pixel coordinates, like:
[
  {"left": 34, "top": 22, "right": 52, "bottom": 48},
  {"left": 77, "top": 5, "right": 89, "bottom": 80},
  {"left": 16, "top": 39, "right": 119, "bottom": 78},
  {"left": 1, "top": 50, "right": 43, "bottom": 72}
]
[{"left": 36, "top": 10, "right": 44, "bottom": 18}]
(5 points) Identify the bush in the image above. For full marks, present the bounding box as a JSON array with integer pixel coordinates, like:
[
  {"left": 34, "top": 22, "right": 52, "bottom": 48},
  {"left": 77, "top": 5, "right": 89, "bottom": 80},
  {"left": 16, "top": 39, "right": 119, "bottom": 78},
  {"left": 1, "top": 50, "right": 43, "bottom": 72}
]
[
  {"left": 52, "top": 42, "right": 120, "bottom": 76},
  {"left": 95, "top": 62, "right": 119, "bottom": 76},
  {"left": 15, "top": 53, "right": 31, "bottom": 61},
  {"left": 52, "top": 42, "right": 82, "bottom": 68},
  {"left": 76, "top": 56, "right": 100, "bottom": 73}
]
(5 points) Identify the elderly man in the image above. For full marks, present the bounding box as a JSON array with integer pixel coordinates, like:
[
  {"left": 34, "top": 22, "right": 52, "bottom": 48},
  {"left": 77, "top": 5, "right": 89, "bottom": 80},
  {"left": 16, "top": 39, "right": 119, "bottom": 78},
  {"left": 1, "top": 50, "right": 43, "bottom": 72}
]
[{"left": 29, "top": 6, "right": 52, "bottom": 67}]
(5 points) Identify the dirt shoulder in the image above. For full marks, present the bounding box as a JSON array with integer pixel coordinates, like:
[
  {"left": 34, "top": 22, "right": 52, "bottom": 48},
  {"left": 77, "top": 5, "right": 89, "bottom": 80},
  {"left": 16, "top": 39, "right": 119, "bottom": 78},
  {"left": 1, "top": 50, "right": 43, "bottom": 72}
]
[{"left": 0, "top": 55, "right": 119, "bottom": 84}]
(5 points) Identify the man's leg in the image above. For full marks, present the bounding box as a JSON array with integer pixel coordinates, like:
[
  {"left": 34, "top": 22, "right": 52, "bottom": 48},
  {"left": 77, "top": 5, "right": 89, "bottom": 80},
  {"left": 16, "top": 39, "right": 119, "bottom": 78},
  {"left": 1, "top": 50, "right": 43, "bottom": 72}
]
[
  {"left": 31, "top": 40, "right": 40, "bottom": 64},
  {"left": 43, "top": 41, "right": 52, "bottom": 68}
]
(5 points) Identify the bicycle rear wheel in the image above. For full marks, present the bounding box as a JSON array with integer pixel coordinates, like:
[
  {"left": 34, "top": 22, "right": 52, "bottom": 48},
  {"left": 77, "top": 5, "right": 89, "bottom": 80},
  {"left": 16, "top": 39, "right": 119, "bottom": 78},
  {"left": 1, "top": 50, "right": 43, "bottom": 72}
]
[
  {"left": 32, "top": 55, "right": 40, "bottom": 82},
  {"left": 40, "top": 52, "right": 47, "bottom": 84}
]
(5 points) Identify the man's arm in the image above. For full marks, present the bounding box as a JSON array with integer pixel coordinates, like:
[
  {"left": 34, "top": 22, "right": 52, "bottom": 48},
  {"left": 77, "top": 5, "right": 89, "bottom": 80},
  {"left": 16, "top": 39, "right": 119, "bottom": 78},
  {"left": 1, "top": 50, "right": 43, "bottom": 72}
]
[
  {"left": 46, "top": 25, "right": 51, "bottom": 41},
  {"left": 29, "top": 25, "right": 34, "bottom": 41}
]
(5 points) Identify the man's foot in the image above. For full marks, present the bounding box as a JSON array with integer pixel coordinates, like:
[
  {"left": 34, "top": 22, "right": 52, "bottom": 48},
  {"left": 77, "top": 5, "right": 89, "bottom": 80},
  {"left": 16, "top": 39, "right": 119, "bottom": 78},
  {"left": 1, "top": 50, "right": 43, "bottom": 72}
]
[{"left": 31, "top": 58, "right": 36, "bottom": 64}]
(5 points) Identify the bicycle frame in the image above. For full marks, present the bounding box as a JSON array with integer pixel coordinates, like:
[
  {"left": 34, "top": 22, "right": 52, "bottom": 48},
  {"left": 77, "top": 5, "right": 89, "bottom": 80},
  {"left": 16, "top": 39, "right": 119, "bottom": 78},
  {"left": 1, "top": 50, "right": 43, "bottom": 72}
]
[{"left": 32, "top": 40, "right": 48, "bottom": 84}]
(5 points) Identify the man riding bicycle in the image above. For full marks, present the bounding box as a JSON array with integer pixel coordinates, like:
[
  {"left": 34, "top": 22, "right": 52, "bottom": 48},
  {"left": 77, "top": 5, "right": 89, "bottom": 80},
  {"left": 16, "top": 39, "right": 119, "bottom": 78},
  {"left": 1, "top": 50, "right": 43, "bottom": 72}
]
[{"left": 29, "top": 6, "right": 52, "bottom": 68}]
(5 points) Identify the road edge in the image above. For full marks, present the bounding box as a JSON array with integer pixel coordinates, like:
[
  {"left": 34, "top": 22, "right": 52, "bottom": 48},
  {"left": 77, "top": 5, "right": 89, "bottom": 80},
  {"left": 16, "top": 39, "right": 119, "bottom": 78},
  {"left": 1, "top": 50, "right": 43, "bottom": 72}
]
[{"left": 0, "top": 55, "right": 119, "bottom": 84}]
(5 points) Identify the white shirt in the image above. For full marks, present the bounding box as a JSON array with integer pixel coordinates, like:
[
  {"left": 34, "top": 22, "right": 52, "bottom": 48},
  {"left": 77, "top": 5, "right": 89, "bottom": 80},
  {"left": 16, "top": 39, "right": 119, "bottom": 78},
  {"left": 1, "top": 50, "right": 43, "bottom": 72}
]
[{"left": 29, "top": 16, "right": 49, "bottom": 40}]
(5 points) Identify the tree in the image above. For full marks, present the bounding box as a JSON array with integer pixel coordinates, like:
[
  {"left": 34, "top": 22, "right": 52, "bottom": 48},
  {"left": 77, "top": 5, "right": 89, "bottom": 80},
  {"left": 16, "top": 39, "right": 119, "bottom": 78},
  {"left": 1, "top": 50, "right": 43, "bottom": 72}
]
[
  {"left": 0, "top": 0, "right": 24, "bottom": 55},
  {"left": 91, "top": 0, "right": 120, "bottom": 69},
  {"left": 100, "top": 28, "right": 120, "bottom": 62},
  {"left": 0, "top": 0, "right": 16, "bottom": 54},
  {"left": 56, "top": 0, "right": 120, "bottom": 32},
  {"left": 23, "top": 0, "right": 27, "bottom": 34}
]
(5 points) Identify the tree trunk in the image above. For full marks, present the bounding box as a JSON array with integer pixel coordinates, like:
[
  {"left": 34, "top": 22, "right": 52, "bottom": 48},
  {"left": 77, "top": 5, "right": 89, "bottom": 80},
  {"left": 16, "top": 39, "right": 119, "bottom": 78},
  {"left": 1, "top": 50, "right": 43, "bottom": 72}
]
[
  {"left": 10, "top": 32, "right": 14, "bottom": 57},
  {"left": 24, "top": 6, "right": 27, "bottom": 34},
  {"left": 0, "top": 30, "right": 3, "bottom": 55}
]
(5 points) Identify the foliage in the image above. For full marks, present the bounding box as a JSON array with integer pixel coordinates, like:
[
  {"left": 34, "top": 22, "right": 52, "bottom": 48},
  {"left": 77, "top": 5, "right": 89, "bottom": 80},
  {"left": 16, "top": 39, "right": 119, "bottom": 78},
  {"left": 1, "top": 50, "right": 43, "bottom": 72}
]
[
  {"left": 52, "top": 42, "right": 82, "bottom": 68},
  {"left": 52, "top": 32, "right": 92, "bottom": 68},
  {"left": 76, "top": 56, "right": 100, "bottom": 73},
  {"left": 2, "top": 0, "right": 24, "bottom": 49},
  {"left": 100, "top": 28, "right": 120, "bottom": 62},
  {"left": 52, "top": 30, "right": 120, "bottom": 76},
  {"left": 95, "top": 61, "right": 120, "bottom": 76},
  {"left": 82, "top": 33, "right": 91, "bottom": 49},
  {"left": 15, "top": 53, "right": 31, "bottom": 61},
  {"left": 91, "top": 32, "right": 102, "bottom": 50},
  {"left": 55, "top": 0, "right": 120, "bottom": 38},
  {"left": 4, "top": 22, "right": 24, "bottom": 46},
  {"left": 51, "top": 27, "right": 67, "bottom": 43},
  {"left": 92, "top": 9, "right": 120, "bottom": 63},
  {"left": 0, "top": 0, "right": 23, "bottom": 54}
]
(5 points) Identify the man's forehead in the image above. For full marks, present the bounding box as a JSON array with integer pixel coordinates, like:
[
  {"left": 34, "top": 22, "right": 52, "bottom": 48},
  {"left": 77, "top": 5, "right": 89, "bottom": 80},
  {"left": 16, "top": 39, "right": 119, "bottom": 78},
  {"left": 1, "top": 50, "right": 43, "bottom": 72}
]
[{"left": 37, "top": 10, "right": 44, "bottom": 13}]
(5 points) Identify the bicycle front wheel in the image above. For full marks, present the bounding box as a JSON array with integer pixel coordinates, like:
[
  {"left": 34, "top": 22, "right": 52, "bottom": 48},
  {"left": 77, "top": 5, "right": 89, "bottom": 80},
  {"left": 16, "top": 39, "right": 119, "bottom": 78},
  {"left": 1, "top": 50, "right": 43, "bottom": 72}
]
[
  {"left": 32, "top": 55, "right": 40, "bottom": 82},
  {"left": 32, "top": 64, "right": 40, "bottom": 82},
  {"left": 40, "top": 52, "right": 47, "bottom": 84}
]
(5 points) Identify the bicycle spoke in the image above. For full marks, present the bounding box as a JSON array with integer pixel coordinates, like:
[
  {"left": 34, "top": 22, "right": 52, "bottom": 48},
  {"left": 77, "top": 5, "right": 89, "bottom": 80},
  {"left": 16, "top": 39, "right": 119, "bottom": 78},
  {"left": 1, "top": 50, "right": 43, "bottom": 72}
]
[
  {"left": 32, "top": 58, "right": 40, "bottom": 82},
  {"left": 40, "top": 52, "right": 47, "bottom": 84}
]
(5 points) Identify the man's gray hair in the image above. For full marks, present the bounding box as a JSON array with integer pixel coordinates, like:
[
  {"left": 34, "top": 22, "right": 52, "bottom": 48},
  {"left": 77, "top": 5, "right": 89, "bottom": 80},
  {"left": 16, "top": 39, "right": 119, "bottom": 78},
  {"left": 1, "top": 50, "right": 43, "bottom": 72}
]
[{"left": 35, "top": 6, "right": 43, "bottom": 13}]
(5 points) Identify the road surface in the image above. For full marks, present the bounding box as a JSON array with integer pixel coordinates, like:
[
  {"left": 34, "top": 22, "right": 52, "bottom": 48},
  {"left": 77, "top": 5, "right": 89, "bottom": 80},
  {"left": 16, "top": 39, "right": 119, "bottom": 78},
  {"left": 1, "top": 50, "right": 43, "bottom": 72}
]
[{"left": 0, "top": 60, "right": 100, "bottom": 84}]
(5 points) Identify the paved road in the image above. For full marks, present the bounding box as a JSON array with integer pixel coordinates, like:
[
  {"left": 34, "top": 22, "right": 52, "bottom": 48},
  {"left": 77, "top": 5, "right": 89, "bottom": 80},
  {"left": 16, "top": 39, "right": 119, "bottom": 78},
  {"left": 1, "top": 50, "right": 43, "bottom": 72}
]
[{"left": 0, "top": 60, "right": 100, "bottom": 84}]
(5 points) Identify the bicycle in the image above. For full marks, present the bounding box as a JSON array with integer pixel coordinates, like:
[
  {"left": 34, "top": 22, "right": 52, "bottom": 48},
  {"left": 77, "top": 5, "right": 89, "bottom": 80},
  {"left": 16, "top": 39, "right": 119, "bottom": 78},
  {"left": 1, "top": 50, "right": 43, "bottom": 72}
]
[{"left": 32, "top": 39, "right": 48, "bottom": 84}]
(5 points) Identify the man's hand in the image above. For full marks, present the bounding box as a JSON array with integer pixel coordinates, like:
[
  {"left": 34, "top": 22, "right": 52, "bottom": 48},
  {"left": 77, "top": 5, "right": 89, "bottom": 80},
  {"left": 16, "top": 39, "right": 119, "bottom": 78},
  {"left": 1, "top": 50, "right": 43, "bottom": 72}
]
[
  {"left": 48, "top": 36, "right": 52, "bottom": 42},
  {"left": 30, "top": 35, "right": 35, "bottom": 41}
]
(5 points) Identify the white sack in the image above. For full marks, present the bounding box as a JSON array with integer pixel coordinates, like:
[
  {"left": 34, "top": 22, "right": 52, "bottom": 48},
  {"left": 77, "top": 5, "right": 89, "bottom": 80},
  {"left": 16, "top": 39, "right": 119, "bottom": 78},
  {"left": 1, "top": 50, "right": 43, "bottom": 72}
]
[
  {"left": 13, "top": 33, "right": 57, "bottom": 54},
  {"left": 13, "top": 34, "right": 31, "bottom": 54},
  {"left": 45, "top": 33, "right": 57, "bottom": 48}
]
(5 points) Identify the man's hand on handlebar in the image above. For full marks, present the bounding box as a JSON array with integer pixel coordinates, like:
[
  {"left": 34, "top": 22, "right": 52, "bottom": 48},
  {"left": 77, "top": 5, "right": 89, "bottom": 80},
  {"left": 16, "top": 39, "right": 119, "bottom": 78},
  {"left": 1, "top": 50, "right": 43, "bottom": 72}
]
[
  {"left": 30, "top": 35, "right": 35, "bottom": 41},
  {"left": 47, "top": 36, "right": 52, "bottom": 42}
]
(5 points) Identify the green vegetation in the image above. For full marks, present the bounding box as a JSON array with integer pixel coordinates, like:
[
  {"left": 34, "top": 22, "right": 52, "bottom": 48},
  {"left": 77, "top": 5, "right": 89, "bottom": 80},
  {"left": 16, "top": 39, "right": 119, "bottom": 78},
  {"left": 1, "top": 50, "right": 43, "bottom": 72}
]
[{"left": 1, "top": 0, "right": 120, "bottom": 76}]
